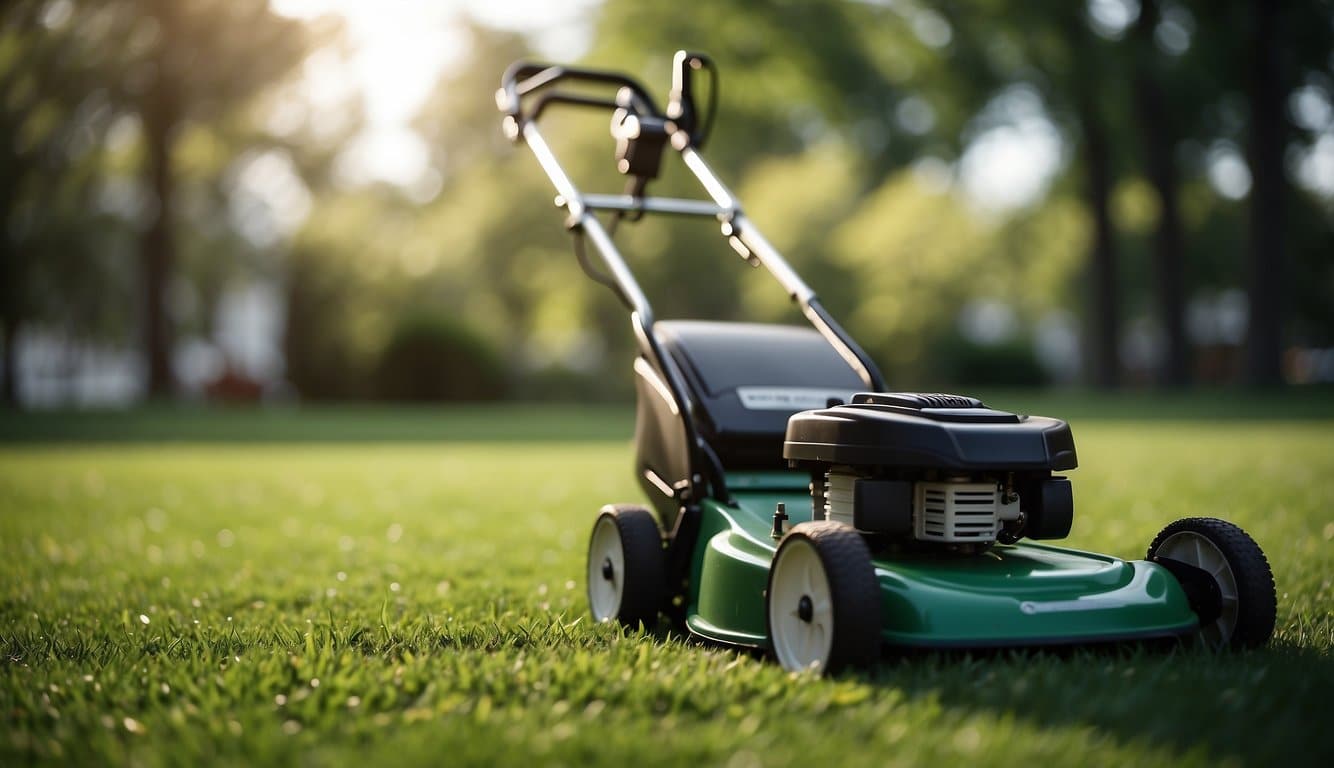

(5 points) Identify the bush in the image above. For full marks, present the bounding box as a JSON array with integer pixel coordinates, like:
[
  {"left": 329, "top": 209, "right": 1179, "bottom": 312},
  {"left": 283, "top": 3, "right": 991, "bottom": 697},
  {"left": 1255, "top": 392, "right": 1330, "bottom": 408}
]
[
  {"left": 375, "top": 314, "right": 506, "bottom": 401},
  {"left": 934, "top": 333, "right": 1050, "bottom": 388},
  {"left": 283, "top": 248, "right": 374, "bottom": 400}
]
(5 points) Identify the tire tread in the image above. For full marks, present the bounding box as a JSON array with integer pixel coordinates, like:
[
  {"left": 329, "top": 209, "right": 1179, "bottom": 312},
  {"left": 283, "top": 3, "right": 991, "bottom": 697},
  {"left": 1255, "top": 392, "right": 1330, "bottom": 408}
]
[
  {"left": 595, "top": 504, "right": 665, "bottom": 630},
  {"left": 767, "top": 520, "right": 880, "bottom": 673},
  {"left": 1148, "top": 516, "right": 1276, "bottom": 649}
]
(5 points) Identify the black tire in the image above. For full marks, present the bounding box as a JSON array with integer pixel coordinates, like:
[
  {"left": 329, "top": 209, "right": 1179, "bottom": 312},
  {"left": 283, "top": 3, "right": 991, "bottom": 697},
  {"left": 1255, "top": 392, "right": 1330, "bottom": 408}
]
[
  {"left": 586, "top": 504, "right": 665, "bottom": 630},
  {"left": 765, "top": 521, "right": 880, "bottom": 674},
  {"left": 1147, "top": 517, "right": 1276, "bottom": 649}
]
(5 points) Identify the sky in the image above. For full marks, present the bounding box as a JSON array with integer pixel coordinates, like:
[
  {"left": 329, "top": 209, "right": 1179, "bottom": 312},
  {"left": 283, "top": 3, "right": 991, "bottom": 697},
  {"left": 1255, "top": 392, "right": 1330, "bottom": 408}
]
[{"left": 270, "top": 0, "right": 598, "bottom": 187}]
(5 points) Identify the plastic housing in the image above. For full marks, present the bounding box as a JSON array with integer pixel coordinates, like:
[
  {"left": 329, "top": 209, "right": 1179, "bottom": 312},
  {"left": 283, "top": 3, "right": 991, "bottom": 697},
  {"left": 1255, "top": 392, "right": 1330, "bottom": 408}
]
[{"left": 783, "top": 395, "right": 1078, "bottom": 472}]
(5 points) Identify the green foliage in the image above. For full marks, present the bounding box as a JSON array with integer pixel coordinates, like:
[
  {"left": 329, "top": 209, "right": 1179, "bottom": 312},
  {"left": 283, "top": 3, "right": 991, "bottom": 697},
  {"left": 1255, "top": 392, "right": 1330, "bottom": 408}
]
[
  {"left": 2, "top": 0, "right": 347, "bottom": 401},
  {"left": 1, "top": 407, "right": 1332, "bottom": 765},
  {"left": 933, "top": 332, "right": 1050, "bottom": 388},
  {"left": 283, "top": 190, "right": 412, "bottom": 401},
  {"left": 0, "top": 1, "right": 137, "bottom": 345},
  {"left": 7, "top": 0, "right": 1334, "bottom": 402},
  {"left": 375, "top": 314, "right": 505, "bottom": 402},
  {"left": 834, "top": 173, "right": 989, "bottom": 375},
  {"left": 413, "top": 22, "right": 530, "bottom": 179}
]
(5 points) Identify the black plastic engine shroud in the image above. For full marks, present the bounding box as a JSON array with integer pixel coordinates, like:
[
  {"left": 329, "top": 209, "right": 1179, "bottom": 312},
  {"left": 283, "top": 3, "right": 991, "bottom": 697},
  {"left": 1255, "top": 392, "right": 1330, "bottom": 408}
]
[{"left": 783, "top": 392, "right": 1078, "bottom": 472}]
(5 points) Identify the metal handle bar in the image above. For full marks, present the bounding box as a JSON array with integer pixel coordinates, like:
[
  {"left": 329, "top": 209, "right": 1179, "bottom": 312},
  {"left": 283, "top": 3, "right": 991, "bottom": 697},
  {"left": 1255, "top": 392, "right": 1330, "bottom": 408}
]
[
  {"left": 528, "top": 93, "right": 622, "bottom": 122},
  {"left": 498, "top": 54, "right": 888, "bottom": 506},
  {"left": 498, "top": 62, "right": 661, "bottom": 126},
  {"left": 679, "top": 146, "right": 885, "bottom": 390},
  {"left": 523, "top": 118, "right": 722, "bottom": 505},
  {"left": 498, "top": 56, "right": 885, "bottom": 391},
  {"left": 571, "top": 194, "right": 728, "bottom": 218}
]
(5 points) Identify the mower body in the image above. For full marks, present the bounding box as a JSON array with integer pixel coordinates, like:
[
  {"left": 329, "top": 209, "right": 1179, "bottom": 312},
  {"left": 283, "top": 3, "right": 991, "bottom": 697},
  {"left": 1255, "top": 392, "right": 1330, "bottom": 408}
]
[
  {"left": 499, "top": 52, "right": 1272, "bottom": 667},
  {"left": 639, "top": 323, "right": 1198, "bottom": 650},
  {"left": 685, "top": 480, "right": 1198, "bottom": 649}
]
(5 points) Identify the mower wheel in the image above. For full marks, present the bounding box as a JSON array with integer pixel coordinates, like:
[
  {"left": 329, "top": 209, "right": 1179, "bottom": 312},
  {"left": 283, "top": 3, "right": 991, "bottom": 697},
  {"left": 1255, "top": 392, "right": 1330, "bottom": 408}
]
[
  {"left": 1148, "top": 517, "right": 1276, "bottom": 650},
  {"left": 587, "top": 504, "right": 665, "bottom": 630},
  {"left": 765, "top": 521, "right": 880, "bottom": 674}
]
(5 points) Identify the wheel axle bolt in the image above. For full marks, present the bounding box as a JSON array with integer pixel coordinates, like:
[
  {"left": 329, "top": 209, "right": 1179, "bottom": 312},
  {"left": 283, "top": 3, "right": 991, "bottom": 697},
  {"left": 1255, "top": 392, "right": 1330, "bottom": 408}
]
[
  {"left": 601, "top": 558, "right": 614, "bottom": 581},
  {"left": 798, "top": 595, "right": 813, "bottom": 623}
]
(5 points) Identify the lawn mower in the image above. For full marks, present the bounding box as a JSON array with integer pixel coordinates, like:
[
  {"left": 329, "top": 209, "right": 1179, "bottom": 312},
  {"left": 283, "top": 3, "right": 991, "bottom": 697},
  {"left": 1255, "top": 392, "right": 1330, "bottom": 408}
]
[{"left": 497, "top": 52, "right": 1277, "bottom": 673}]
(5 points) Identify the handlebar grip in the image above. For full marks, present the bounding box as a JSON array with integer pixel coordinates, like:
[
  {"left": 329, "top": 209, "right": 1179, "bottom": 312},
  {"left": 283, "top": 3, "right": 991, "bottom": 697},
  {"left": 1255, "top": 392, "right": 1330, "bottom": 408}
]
[
  {"left": 667, "top": 51, "right": 713, "bottom": 146},
  {"left": 498, "top": 61, "right": 661, "bottom": 125}
]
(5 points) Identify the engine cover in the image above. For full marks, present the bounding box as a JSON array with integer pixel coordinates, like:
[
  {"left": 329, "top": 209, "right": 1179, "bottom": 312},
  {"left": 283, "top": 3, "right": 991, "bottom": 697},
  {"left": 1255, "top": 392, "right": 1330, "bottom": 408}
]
[{"left": 783, "top": 392, "right": 1077, "bottom": 472}]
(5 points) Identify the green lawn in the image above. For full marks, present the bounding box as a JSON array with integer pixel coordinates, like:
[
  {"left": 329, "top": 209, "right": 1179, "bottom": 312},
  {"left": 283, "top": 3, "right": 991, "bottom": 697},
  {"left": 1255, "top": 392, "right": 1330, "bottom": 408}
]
[{"left": 2, "top": 405, "right": 1332, "bottom": 766}]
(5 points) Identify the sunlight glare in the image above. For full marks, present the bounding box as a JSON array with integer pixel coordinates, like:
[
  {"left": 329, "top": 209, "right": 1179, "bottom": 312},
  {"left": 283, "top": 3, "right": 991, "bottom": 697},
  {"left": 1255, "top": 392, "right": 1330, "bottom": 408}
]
[{"left": 270, "top": 0, "right": 595, "bottom": 186}]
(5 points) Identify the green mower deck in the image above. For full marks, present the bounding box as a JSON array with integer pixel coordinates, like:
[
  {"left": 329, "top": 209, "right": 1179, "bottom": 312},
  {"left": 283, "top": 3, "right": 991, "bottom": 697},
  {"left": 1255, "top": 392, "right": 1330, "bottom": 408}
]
[{"left": 684, "top": 473, "right": 1199, "bottom": 650}]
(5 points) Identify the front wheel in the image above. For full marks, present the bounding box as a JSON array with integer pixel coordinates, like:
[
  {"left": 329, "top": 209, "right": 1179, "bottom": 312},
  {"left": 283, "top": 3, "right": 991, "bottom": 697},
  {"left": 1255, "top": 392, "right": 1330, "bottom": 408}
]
[
  {"left": 765, "top": 521, "right": 880, "bottom": 674},
  {"left": 1148, "top": 517, "right": 1276, "bottom": 650},
  {"left": 587, "top": 504, "right": 664, "bottom": 630}
]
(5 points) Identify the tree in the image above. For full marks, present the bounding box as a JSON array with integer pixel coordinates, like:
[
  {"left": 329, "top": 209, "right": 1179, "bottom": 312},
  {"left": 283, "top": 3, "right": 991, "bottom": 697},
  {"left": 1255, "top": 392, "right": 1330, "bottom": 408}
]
[
  {"left": 0, "top": 1, "right": 127, "bottom": 406},
  {"left": 123, "top": 0, "right": 310, "bottom": 398},
  {"left": 1131, "top": 0, "right": 1189, "bottom": 388},
  {"left": 1076, "top": 86, "right": 1123, "bottom": 390},
  {"left": 939, "top": 3, "right": 1128, "bottom": 388},
  {"left": 1243, "top": 0, "right": 1286, "bottom": 387},
  {"left": 577, "top": 0, "right": 1131, "bottom": 387},
  {"left": 1178, "top": 0, "right": 1333, "bottom": 386}
]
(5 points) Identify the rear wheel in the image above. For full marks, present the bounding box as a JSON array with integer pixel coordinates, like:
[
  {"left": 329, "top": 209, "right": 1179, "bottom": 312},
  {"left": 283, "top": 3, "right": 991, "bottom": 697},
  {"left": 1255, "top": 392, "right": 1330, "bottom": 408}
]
[
  {"left": 1148, "top": 517, "right": 1276, "bottom": 650},
  {"left": 587, "top": 504, "right": 664, "bottom": 630},
  {"left": 766, "top": 521, "right": 880, "bottom": 674}
]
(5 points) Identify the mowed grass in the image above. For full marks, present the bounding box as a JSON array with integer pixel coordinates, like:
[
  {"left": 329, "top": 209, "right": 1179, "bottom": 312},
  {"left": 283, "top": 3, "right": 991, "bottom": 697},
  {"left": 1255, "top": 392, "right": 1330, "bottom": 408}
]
[{"left": 1, "top": 407, "right": 1332, "bottom": 766}]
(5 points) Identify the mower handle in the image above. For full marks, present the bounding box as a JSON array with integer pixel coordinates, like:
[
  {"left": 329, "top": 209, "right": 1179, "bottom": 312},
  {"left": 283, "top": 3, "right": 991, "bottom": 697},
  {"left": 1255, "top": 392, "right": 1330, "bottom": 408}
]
[
  {"left": 667, "top": 51, "right": 714, "bottom": 147},
  {"left": 497, "top": 62, "right": 662, "bottom": 131},
  {"left": 497, "top": 52, "right": 889, "bottom": 509}
]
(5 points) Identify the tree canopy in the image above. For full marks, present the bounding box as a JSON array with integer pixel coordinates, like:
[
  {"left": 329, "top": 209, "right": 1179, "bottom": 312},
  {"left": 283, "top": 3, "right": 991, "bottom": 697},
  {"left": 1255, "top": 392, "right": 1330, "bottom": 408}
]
[{"left": 3, "top": 0, "right": 1331, "bottom": 405}]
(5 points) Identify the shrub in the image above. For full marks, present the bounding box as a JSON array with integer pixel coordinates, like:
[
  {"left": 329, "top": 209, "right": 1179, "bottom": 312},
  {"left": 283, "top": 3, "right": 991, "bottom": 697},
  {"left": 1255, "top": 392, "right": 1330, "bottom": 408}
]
[
  {"left": 375, "top": 314, "right": 506, "bottom": 401},
  {"left": 934, "top": 333, "right": 1050, "bottom": 388}
]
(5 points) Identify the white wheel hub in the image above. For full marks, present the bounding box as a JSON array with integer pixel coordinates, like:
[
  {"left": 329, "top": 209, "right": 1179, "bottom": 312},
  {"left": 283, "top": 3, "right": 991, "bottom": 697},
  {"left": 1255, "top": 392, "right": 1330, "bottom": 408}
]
[
  {"left": 1156, "top": 531, "right": 1240, "bottom": 649},
  {"left": 768, "top": 537, "right": 835, "bottom": 672},
  {"left": 588, "top": 516, "right": 625, "bottom": 622}
]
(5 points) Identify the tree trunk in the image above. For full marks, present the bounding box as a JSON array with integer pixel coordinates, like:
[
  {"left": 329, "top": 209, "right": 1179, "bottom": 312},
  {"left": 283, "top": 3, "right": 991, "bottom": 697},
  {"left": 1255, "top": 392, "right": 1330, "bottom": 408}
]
[
  {"left": 1133, "top": 0, "right": 1189, "bottom": 388},
  {"left": 1244, "top": 0, "right": 1285, "bottom": 387},
  {"left": 1, "top": 310, "right": 17, "bottom": 407},
  {"left": 1079, "top": 98, "right": 1120, "bottom": 390},
  {"left": 0, "top": 177, "right": 19, "bottom": 407},
  {"left": 140, "top": 55, "right": 178, "bottom": 399}
]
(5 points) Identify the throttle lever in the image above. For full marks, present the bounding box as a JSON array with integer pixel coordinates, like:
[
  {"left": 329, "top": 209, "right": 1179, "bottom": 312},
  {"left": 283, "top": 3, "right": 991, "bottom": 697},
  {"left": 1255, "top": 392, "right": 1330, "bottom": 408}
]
[{"left": 667, "top": 50, "right": 712, "bottom": 145}]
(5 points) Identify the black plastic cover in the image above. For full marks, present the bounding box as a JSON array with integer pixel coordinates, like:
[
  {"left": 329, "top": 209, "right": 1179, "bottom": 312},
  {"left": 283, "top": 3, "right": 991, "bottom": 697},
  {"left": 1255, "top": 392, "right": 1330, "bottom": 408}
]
[
  {"left": 853, "top": 479, "right": 914, "bottom": 535},
  {"left": 633, "top": 357, "right": 690, "bottom": 525},
  {"left": 652, "top": 321, "right": 866, "bottom": 470},
  {"left": 783, "top": 396, "right": 1078, "bottom": 472},
  {"left": 1022, "top": 476, "right": 1074, "bottom": 539},
  {"left": 612, "top": 111, "right": 668, "bottom": 179}
]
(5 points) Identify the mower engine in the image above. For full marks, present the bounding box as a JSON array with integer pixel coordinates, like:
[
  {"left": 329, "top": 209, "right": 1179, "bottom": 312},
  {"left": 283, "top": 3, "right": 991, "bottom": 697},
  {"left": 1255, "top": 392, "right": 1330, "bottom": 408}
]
[{"left": 784, "top": 393, "right": 1078, "bottom": 550}]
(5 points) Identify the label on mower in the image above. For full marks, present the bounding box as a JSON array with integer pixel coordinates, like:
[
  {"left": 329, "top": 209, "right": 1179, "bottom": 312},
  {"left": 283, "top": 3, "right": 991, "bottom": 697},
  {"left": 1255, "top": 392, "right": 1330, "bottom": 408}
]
[{"left": 736, "top": 387, "right": 856, "bottom": 411}]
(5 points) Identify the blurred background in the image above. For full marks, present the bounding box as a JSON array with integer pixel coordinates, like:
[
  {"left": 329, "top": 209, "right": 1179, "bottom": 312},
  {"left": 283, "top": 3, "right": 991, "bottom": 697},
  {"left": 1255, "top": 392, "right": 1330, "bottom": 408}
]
[{"left": 2, "top": 0, "right": 1332, "bottom": 409}]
